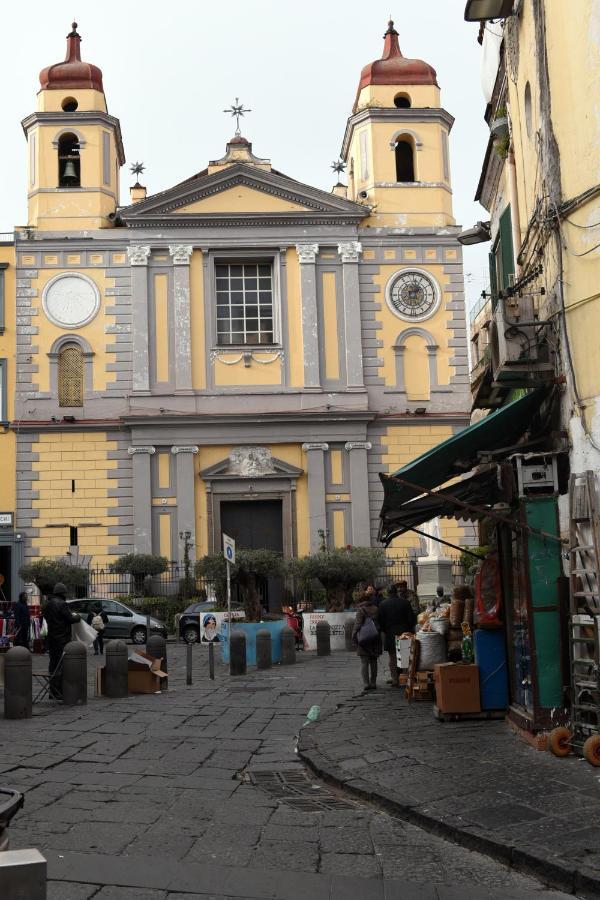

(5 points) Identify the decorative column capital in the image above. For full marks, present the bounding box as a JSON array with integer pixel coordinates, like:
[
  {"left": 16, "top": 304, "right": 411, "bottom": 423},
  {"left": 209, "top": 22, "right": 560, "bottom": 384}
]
[
  {"left": 296, "top": 243, "right": 319, "bottom": 264},
  {"left": 127, "top": 445, "right": 156, "bottom": 455},
  {"left": 171, "top": 445, "right": 199, "bottom": 455},
  {"left": 345, "top": 441, "right": 372, "bottom": 451},
  {"left": 302, "top": 442, "right": 329, "bottom": 452},
  {"left": 127, "top": 245, "right": 151, "bottom": 266},
  {"left": 169, "top": 244, "right": 193, "bottom": 265},
  {"left": 338, "top": 241, "right": 362, "bottom": 263}
]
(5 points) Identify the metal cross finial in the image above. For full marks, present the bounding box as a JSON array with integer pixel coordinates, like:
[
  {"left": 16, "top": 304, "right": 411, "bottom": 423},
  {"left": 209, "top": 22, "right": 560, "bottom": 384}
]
[
  {"left": 331, "top": 160, "right": 346, "bottom": 177},
  {"left": 130, "top": 161, "right": 146, "bottom": 181},
  {"left": 223, "top": 98, "right": 252, "bottom": 136}
]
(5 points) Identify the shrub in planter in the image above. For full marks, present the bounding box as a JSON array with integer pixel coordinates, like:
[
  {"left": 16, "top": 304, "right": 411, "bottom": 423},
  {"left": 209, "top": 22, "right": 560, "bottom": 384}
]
[
  {"left": 109, "top": 554, "right": 168, "bottom": 595},
  {"left": 128, "top": 596, "right": 189, "bottom": 633},
  {"left": 196, "top": 550, "right": 284, "bottom": 622},
  {"left": 19, "top": 558, "right": 88, "bottom": 598},
  {"left": 290, "top": 546, "right": 386, "bottom": 611}
]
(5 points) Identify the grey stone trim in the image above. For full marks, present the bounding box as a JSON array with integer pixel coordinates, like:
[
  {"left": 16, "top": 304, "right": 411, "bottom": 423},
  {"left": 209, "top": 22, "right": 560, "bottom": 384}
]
[
  {"left": 345, "top": 441, "right": 372, "bottom": 546},
  {"left": 341, "top": 107, "right": 455, "bottom": 159},
  {"left": 21, "top": 110, "right": 125, "bottom": 164},
  {"left": 151, "top": 448, "right": 176, "bottom": 499},
  {"left": 151, "top": 506, "right": 177, "bottom": 560},
  {"left": 175, "top": 450, "right": 196, "bottom": 563},
  {"left": 129, "top": 247, "right": 151, "bottom": 393},
  {"left": 325, "top": 445, "right": 350, "bottom": 492},
  {"left": 302, "top": 443, "right": 328, "bottom": 552},
  {"left": 316, "top": 261, "right": 345, "bottom": 389},
  {"left": 131, "top": 447, "right": 153, "bottom": 554},
  {"left": 326, "top": 502, "right": 352, "bottom": 548},
  {"left": 338, "top": 243, "right": 365, "bottom": 390},
  {"left": 297, "top": 245, "right": 321, "bottom": 390},
  {"left": 169, "top": 247, "right": 193, "bottom": 392},
  {"left": 47, "top": 333, "right": 95, "bottom": 400}
]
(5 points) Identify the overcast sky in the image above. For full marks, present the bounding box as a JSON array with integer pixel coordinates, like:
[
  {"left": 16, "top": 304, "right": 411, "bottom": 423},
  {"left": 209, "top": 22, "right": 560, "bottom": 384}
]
[{"left": 0, "top": 0, "right": 490, "bottom": 309}]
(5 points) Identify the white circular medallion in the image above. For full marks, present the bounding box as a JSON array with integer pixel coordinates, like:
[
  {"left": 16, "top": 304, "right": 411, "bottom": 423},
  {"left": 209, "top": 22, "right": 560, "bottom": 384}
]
[
  {"left": 385, "top": 268, "right": 440, "bottom": 322},
  {"left": 42, "top": 273, "right": 100, "bottom": 329}
]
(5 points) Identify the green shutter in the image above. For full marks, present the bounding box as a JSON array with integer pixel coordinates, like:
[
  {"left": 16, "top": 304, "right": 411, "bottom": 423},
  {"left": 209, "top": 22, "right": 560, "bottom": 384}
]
[
  {"left": 488, "top": 249, "right": 498, "bottom": 309},
  {"left": 499, "top": 205, "right": 515, "bottom": 290}
]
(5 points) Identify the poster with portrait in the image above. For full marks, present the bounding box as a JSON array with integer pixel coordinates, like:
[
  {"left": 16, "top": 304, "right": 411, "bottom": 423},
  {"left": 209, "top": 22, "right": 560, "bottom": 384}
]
[{"left": 199, "top": 609, "right": 244, "bottom": 643}]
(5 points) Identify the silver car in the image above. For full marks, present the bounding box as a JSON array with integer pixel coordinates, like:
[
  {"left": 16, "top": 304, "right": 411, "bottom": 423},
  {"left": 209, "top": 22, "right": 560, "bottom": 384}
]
[{"left": 67, "top": 598, "right": 167, "bottom": 644}]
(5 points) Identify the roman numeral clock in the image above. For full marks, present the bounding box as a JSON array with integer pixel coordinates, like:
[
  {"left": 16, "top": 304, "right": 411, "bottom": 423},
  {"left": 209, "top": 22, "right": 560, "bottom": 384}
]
[{"left": 386, "top": 269, "right": 440, "bottom": 322}]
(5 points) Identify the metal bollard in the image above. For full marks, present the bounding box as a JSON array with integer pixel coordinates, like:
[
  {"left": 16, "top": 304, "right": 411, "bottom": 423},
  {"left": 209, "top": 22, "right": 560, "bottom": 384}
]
[
  {"left": 256, "top": 629, "right": 272, "bottom": 670},
  {"left": 280, "top": 625, "right": 296, "bottom": 665},
  {"left": 62, "top": 641, "right": 87, "bottom": 706},
  {"left": 208, "top": 641, "right": 215, "bottom": 681},
  {"left": 316, "top": 620, "right": 331, "bottom": 656},
  {"left": 229, "top": 629, "right": 247, "bottom": 676},
  {"left": 186, "top": 642, "right": 193, "bottom": 686},
  {"left": 345, "top": 619, "right": 355, "bottom": 651},
  {"left": 3, "top": 647, "right": 32, "bottom": 720},
  {"left": 104, "top": 640, "right": 128, "bottom": 698}
]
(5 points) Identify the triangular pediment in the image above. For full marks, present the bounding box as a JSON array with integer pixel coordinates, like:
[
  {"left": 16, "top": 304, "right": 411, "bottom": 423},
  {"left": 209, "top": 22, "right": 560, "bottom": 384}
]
[
  {"left": 119, "top": 163, "right": 368, "bottom": 226},
  {"left": 200, "top": 447, "right": 303, "bottom": 480}
]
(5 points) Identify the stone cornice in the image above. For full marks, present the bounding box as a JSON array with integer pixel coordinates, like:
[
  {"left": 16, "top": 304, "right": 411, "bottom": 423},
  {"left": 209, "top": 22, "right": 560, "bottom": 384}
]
[
  {"left": 21, "top": 111, "right": 125, "bottom": 165},
  {"left": 341, "top": 107, "right": 455, "bottom": 160},
  {"left": 123, "top": 213, "right": 367, "bottom": 229}
]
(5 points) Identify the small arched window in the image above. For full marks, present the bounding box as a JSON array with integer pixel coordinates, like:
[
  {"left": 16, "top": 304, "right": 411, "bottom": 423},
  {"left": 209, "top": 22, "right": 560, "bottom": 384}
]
[
  {"left": 395, "top": 140, "right": 415, "bottom": 182},
  {"left": 58, "top": 344, "right": 84, "bottom": 407},
  {"left": 394, "top": 93, "right": 411, "bottom": 108},
  {"left": 58, "top": 133, "right": 81, "bottom": 187}
]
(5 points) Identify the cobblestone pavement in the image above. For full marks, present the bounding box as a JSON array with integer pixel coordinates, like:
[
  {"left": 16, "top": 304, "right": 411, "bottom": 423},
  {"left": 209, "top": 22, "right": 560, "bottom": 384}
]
[{"left": 0, "top": 646, "right": 577, "bottom": 899}]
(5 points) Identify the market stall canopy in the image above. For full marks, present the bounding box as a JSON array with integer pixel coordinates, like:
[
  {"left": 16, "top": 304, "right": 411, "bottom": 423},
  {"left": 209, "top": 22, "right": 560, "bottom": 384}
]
[
  {"left": 379, "top": 387, "right": 548, "bottom": 543},
  {"left": 378, "top": 467, "right": 500, "bottom": 545}
]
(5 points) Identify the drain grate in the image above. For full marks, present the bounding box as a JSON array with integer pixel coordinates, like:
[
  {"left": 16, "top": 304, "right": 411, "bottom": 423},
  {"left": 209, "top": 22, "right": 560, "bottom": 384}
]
[{"left": 248, "top": 769, "right": 356, "bottom": 812}]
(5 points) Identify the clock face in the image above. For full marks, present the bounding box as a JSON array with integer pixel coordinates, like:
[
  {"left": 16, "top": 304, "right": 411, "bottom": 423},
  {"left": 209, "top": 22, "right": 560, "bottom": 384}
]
[
  {"left": 42, "top": 274, "right": 100, "bottom": 329},
  {"left": 387, "top": 270, "right": 439, "bottom": 321}
]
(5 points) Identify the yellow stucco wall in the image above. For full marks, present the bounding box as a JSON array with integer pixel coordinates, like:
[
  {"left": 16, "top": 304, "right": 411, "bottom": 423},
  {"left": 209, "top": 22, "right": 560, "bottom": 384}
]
[
  {"left": 30, "top": 432, "right": 119, "bottom": 565},
  {"left": 380, "top": 423, "right": 464, "bottom": 555},
  {"left": 174, "top": 186, "right": 308, "bottom": 214},
  {"left": 30, "top": 267, "right": 115, "bottom": 394},
  {"left": 0, "top": 246, "right": 16, "bottom": 517},
  {"left": 372, "top": 262, "right": 453, "bottom": 389},
  {"left": 37, "top": 88, "right": 107, "bottom": 114},
  {"left": 356, "top": 83, "right": 441, "bottom": 110},
  {"left": 506, "top": 0, "right": 600, "bottom": 428}
]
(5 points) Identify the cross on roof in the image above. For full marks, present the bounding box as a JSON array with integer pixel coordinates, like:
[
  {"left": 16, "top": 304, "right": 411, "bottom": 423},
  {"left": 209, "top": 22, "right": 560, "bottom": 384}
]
[{"left": 223, "top": 98, "right": 252, "bottom": 136}]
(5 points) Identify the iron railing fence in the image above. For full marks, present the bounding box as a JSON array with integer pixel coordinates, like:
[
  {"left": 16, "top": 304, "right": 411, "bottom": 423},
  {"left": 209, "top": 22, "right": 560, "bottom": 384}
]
[{"left": 84, "top": 555, "right": 467, "bottom": 610}]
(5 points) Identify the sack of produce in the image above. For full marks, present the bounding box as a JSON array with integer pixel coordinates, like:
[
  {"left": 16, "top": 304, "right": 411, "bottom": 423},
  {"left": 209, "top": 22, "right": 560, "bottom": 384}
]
[{"left": 415, "top": 630, "right": 446, "bottom": 670}]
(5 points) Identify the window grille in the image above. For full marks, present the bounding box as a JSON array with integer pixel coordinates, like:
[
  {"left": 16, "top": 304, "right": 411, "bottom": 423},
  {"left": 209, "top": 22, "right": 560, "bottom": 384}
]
[
  {"left": 58, "top": 344, "right": 84, "bottom": 407},
  {"left": 215, "top": 262, "right": 274, "bottom": 346}
]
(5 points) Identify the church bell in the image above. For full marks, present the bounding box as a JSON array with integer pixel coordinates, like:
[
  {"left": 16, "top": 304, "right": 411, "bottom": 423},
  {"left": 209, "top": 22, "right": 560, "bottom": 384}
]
[{"left": 62, "top": 160, "right": 78, "bottom": 183}]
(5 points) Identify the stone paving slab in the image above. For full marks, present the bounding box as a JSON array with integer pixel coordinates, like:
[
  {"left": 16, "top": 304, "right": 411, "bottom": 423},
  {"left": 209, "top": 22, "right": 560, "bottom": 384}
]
[
  {"left": 298, "top": 681, "right": 600, "bottom": 899},
  {"left": 0, "top": 647, "right": 578, "bottom": 899}
]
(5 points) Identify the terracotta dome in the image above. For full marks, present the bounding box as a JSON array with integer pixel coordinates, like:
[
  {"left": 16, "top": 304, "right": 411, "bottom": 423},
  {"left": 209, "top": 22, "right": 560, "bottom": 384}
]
[
  {"left": 39, "top": 23, "right": 104, "bottom": 92},
  {"left": 355, "top": 20, "right": 438, "bottom": 106}
]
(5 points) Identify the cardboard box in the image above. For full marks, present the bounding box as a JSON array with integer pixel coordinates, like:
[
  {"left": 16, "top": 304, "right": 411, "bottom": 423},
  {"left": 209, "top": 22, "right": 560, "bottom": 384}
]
[
  {"left": 434, "top": 663, "right": 481, "bottom": 714},
  {"left": 95, "top": 650, "right": 167, "bottom": 696}
]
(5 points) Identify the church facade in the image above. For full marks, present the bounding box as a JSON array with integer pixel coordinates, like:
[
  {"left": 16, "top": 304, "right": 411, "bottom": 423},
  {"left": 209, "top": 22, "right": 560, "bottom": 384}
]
[{"left": 3, "top": 21, "right": 471, "bottom": 584}]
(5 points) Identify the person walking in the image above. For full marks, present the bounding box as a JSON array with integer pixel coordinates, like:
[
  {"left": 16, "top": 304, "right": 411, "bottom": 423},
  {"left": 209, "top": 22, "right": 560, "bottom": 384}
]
[
  {"left": 352, "top": 590, "right": 382, "bottom": 691},
  {"left": 86, "top": 603, "right": 108, "bottom": 656},
  {"left": 12, "top": 592, "right": 31, "bottom": 649},
  {"left": 43, "top": 582, "right": 80, "bottom": 699},
  {"left": 378, "top": 582, "right": 416, "bottom": 687}
]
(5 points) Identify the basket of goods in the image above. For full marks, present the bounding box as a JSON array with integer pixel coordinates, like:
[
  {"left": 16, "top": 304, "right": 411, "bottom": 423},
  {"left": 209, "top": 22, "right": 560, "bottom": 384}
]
[
  {"left": 463, "top": 596, "right": 474, "bottom": 626},
  {"left": 430, "top": 606, "right": 450, "bottom": 636}
]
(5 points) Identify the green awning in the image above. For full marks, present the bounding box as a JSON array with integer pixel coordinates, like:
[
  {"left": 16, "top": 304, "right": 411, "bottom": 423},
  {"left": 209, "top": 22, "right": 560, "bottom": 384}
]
[{"left": 379, "top": 387, "right": 548, "bottom": 520}]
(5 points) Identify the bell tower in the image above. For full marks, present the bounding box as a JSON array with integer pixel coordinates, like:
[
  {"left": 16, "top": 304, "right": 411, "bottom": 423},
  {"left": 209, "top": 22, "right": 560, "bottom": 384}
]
[
  {"left": 22, "top": 22, "right": 125, "bottom": 231},
  {"left": 342, "top": 20, "right": 455, "bottom": 228}
]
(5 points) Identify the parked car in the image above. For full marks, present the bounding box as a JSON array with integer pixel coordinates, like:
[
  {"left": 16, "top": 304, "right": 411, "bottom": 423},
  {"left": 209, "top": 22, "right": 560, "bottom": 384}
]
[
  {"left": 179, "top": 600, "right": 244, "bottom": 644},
  {"left": 67, "top": 598, "right": 167, "bottom": 644}
]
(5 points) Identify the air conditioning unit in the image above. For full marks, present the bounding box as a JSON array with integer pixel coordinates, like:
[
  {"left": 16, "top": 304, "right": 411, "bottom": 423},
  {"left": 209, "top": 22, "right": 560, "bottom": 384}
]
[{"left": 489, "top": 294, "right": 539, "bottom": 383}]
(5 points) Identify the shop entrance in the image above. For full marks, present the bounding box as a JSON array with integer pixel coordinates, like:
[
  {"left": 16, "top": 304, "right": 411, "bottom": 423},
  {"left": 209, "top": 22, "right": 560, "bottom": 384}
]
[
  {"left": 0, "top": 545, "right": 11, "bottom": 603},
  {"left": 220, "top": 500, "right": 284, "bottom": 611}
]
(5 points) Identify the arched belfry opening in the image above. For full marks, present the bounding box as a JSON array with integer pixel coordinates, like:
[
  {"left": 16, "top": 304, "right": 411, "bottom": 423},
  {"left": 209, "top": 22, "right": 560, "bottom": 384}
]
[
  {"left": 395, "top": 139, "right": 415, "bottom": 182},
  {"left": 58, "top": 133, "right": 81, "bottom": 187}
]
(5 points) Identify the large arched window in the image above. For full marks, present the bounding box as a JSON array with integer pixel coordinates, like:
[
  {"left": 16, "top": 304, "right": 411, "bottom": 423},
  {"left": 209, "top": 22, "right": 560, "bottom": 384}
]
[
  {"left": 58, "top": 132, "right": 81, "bottom": 187},
  {"left": 58, "top": 344, "right": 84, "bottom": 406},
  {"left": 395, "top": 139, "right": 415, "bottom": 182}
]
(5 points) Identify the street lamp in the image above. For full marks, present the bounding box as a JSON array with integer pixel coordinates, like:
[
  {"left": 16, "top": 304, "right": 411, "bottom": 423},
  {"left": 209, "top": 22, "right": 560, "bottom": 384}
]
[
  {"left": 457, "top": 221, "right": 491, "bottom": 246},
  {"left": 464, "top": 0, "right": 514, "bottom": 21}
]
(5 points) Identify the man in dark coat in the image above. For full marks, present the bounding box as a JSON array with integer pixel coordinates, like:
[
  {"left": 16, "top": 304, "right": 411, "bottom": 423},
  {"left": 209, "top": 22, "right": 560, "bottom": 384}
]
[
  {"left": 13, "top": 592, "right": 31, "bottom": 649},
  {"left": 43, "top": 582, "right": 80, "bottom": 698},
  {"left": 378, "top": 583, "right": 416, "bottom": 687}
]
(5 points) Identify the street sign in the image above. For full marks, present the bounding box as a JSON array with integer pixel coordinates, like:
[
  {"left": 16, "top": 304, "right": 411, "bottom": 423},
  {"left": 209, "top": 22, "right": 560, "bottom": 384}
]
[
  {"left": 0, "top": 512, "right": 13, "bottom": 527},
  {"left": 223, "top": 533, "right": 236, "bottom": 565}
]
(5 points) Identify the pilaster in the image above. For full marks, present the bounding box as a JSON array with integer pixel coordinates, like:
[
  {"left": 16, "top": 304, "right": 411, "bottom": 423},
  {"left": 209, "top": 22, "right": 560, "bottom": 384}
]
[
  {"left": 127, "top": 245, "right": 151, "bottom": 394},
  {"left": 302, "top": 442, "right": 328, "bottom": 551},
  {"left": 172, "top": 445, "right": 199, "bottom": 561},
  {"left": 345, "top": 441, "right": 372, "bottom": 546},
  {"left": 169, "top": 245, "right": 194, "bottom": 393},
  {"left": 128, "top": 445, "right": 155, "bottom": 554},
  {"left": 338, "top": 242, "right": 365, "bottom": 391},
  {"left": 296, "top": 244, "right": 321, "bottom": 391}
]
